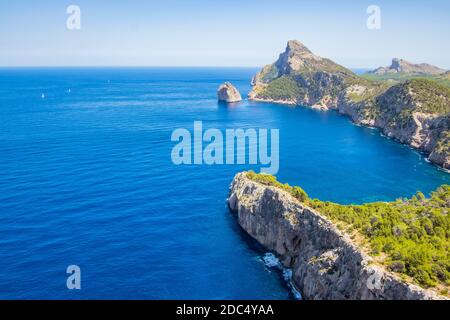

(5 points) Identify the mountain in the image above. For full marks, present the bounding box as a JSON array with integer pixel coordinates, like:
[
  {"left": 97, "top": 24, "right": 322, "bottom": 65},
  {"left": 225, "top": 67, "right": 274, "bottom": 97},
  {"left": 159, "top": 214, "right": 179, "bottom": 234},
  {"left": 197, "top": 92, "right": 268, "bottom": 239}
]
[
  {"left": 249, "top": 40, "right": 362, "bottom": 108},
  {"left": 249, "top": 40, "right": 450, "bottom": 169},
  {"left": 369, "top": 58, "right": 447, "bottom": 76}
]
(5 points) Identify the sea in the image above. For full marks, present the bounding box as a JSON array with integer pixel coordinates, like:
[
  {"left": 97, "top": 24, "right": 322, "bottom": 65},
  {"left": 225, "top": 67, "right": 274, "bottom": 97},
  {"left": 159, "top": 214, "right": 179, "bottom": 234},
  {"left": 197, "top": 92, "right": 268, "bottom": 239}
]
[{"left": 0, "top": 67, "right": 448, "bottom": 299}]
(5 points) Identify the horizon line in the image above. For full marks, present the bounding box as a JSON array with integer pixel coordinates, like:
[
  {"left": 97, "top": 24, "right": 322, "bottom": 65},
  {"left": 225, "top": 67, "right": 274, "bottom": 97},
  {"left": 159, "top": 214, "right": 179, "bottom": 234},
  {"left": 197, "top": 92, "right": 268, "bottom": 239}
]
[{"left": 0, "top": 65, "right": 374, "bottom": 70}]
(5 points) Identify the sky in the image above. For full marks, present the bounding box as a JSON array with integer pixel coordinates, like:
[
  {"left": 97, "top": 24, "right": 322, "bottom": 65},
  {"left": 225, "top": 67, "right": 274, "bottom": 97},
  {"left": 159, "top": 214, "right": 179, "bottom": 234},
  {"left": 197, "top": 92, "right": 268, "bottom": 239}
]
[{"left": 0, "top": 0, "right": 449, "bottom": 69}]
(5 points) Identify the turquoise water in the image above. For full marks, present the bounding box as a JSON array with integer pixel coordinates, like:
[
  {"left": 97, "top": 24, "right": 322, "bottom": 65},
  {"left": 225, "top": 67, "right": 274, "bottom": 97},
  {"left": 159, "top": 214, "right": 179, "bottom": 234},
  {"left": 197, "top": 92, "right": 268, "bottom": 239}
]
[{"left": 0, "top": 67, "right": 448, "bottom": 299}]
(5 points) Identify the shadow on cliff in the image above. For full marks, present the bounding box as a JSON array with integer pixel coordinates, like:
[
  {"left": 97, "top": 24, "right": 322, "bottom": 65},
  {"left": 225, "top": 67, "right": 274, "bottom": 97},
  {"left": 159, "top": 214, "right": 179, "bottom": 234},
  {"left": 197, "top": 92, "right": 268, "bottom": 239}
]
[{"left": 224, "top": 207, "right": 299, "bottom": 300}]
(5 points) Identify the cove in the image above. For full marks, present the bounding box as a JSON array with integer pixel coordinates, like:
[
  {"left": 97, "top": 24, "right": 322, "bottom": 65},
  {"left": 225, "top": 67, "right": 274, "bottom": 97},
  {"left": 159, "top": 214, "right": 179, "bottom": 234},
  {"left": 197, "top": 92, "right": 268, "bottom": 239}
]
[{"left": 0, "top": 67, "right": 448, "bottom": 299}]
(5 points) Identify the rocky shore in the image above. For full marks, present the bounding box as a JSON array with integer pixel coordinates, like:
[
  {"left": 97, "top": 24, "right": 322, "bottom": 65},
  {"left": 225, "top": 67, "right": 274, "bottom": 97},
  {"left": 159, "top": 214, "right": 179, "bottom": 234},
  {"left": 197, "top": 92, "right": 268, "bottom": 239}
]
[{"left": 228, "top": 172, "right": 447, "bottom": 300}]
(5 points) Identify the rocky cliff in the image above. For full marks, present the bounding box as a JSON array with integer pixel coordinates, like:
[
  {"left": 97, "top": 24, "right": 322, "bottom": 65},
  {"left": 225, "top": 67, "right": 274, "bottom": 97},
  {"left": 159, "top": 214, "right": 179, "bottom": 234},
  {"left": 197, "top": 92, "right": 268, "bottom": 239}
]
[
  {"left": 218, "top": 82, "right": 242, "bottom": 103},
  {"left": 249, "top": 40, "right": 450, "bottom": 169},
  {"left": 228, "top": 172, "right": 446, "bottom": 300}
]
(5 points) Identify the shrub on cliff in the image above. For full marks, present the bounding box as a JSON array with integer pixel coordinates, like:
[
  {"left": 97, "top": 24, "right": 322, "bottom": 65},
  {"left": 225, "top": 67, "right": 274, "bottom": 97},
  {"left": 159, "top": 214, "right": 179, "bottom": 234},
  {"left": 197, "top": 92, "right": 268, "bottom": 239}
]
[
  {"left": 258, "top": 76, "right": 305, "bottom": 101},
  {"left": 246, "top": 171, "right": 308, "bottom": 202}
]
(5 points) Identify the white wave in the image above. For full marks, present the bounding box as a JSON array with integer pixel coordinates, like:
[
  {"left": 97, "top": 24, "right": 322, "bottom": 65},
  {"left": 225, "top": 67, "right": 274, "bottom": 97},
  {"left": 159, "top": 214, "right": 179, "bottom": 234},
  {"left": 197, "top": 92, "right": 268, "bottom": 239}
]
[
  {"left": 262, "top": 252, "right": 281, "bottom": 268},
  {"left": 261, "top": 252, "right": 302, "bottom": 300}
]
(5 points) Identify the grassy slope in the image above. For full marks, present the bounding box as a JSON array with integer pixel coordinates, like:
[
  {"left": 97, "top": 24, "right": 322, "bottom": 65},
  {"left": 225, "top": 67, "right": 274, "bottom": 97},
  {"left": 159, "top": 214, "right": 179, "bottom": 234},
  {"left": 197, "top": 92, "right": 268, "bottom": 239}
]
[
  {"left": 362, "top": 72, "right": 450, "bottom": 88},
  {"left": 246, "top": 171, "right": 450, "bottom": 293},
  {"left": 403, "top": 79, "right": 450, "bottom": 114},
  {"left": 258, "top": 67, "right": 450, "bottom": 137},
  {"left": 373, "top": 79, "right": 450, "bottom": 129},
  {"left": 258, "top": 76, "right": 305, "bottom": 100}
]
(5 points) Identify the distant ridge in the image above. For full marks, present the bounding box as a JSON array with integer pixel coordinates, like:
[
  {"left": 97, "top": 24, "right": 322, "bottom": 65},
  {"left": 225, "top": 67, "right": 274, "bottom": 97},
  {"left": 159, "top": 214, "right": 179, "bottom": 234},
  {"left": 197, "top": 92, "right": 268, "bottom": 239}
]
[{"left": 368, "top": 58, "right": 447, "bottom": 76}]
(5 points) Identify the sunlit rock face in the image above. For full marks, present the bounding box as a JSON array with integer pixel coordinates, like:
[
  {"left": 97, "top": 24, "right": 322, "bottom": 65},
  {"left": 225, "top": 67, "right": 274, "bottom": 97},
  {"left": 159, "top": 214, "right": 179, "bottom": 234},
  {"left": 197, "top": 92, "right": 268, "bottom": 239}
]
[
  {"left": 228, "top": 172, "right": 446, "bottom": 300},
  {"left": 217, "top": 82, "right": 242, "bottom": 103}
]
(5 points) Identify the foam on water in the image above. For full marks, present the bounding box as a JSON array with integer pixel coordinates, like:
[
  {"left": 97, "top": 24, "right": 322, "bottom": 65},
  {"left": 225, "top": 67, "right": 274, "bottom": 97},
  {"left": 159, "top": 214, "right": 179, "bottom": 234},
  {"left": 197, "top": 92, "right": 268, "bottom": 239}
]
[{"left": 262, "top": 253, "right": 302, "bottom": 300}]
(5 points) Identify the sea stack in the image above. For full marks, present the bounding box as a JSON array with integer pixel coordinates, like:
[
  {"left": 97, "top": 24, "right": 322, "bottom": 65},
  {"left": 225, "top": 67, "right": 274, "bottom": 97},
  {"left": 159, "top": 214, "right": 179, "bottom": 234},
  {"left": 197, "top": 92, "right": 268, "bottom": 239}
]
[{"left": 217, "top": 82, "right": 242, "bottom": 103}]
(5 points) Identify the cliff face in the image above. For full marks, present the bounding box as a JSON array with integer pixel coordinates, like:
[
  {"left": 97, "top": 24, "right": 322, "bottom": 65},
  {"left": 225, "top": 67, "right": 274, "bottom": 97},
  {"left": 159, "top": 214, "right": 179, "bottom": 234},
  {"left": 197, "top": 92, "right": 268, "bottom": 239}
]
[
  {"left": 249, "top": 40, "right": 358, "bottom": 110},
  {"left": 339, "top": 79, "right": 450, "bottom": 168},
  {"left": 217, "top": 82, "right": 242, "bottom": 103},
  {"left": 228, "top": 172, "right": 445, "bottom": 300},
  {"left": 249, "top": 40, "right": 450, "bottom": 169}
]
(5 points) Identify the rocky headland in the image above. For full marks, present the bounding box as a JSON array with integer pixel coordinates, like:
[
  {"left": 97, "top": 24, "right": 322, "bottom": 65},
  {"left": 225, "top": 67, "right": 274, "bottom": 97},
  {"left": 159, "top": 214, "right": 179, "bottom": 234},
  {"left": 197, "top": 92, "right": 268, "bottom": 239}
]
[
  {"left": 249, "top": 40, "right": 450, "bottom": 169},
  {"left": 228, "top": 172, "right": 448, "bottom": 300}
]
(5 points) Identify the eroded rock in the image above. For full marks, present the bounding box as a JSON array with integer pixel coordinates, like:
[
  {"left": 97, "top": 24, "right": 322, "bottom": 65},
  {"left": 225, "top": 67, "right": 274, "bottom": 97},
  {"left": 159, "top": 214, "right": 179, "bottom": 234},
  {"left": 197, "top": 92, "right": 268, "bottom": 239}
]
[
  {"left": 228, "top": 172, "right": 447, "bottom": 300},
  {"left": 217, "top": 82, "right": 242, "bottom": 103}
]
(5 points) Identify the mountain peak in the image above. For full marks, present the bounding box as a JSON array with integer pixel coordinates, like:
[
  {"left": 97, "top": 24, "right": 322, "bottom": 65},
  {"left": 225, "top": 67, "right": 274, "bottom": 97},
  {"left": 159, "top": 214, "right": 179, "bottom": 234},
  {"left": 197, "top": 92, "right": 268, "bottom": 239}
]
[
  {"left": 286, "top": 40, "right": 312, "bottom": 54},
  {"left": 391, "top": 57, "right": 402, "bottom": 67},
  {"left": 275, "top": 40, "right": 323, "bottom": 74},
  {"left": 251, "top": 39, "right": 354, "bottom": 85}
]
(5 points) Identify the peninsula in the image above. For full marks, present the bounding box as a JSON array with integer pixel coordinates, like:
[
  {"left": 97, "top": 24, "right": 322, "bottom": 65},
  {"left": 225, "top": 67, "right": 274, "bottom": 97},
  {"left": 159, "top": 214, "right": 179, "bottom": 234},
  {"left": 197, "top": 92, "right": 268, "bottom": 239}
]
[
  {"left": 229, "top": 171, "right": 449, "bottom": 300},
  {"left": 249, "top": 40, "right": 450, "bottom": 169}
]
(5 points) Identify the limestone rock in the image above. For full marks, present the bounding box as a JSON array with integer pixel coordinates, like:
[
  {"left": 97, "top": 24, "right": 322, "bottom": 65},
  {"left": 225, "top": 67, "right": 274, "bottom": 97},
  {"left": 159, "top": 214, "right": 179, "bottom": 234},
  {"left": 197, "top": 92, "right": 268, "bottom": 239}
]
[
  {"left": 228, "top": 172, "right": 447, "bottom": 300},
  {"left": 217, "top": 82, "right": 242, "bottom": 103}
]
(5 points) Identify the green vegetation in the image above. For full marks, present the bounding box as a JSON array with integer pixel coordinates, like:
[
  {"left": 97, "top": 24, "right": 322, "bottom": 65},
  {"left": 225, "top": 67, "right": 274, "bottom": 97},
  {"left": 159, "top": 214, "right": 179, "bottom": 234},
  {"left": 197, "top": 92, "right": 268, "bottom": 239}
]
[
  {"left": 373, "top": 78, "right": 450, "bottom": 129},
  {"left": 246, "top": 171, "right": 450, "bottom": 289},
  {"left": 293, "top": 56, "right": 356, "bottom": 78},
  {"left": 406, "top": 79, "right": 450, "bottom": 115},
  {"left": 257, "top": 64, "right": 279, "bottom": 83},
  {"left": 347, "top": 81, "right": 392, "bottom": 104},
  {"left": 258, "top": 76, "right": 305, "bottom": 101},
  {"left": 246, "top": 171, "right": 308, "bottom": 202},
  {"left": 362, "top": 72, "right": 450, "bottom": 88},
  {"left": 436, "top": 131, "right": 450, "bottom": 154}
]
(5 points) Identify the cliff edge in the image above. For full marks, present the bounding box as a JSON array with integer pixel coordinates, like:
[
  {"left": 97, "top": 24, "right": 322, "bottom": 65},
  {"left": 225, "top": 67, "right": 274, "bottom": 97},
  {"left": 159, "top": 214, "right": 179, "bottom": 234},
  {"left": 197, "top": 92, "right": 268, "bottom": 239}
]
[{"left": 228, "top": 172, "right": 447, "bottom": 300}]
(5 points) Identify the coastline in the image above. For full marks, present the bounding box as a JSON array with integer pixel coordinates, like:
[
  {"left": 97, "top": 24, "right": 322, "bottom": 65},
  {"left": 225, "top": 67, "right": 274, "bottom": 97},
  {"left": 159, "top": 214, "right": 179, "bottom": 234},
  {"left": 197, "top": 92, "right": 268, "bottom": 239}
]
[
  {"left": 228, "top": 172, "right": 448, "bottom": 300},
  {"left": 248, "top": 96, "right": 449, "bottom": 171}
]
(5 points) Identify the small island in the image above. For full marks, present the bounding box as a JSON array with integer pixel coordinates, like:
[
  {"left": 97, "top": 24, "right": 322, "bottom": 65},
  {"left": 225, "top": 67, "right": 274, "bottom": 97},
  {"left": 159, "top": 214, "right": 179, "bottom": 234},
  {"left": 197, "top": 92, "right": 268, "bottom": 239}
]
[{"left": 217, "top": 82, "right": 242, "bottom": 103}]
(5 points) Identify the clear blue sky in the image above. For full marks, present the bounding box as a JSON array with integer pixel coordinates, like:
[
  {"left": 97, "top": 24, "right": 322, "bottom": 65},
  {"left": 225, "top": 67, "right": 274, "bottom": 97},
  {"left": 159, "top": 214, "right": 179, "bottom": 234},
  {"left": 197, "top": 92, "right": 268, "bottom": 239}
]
[{"left": 1, "top": 0, "right": 449, "bottom": 68}]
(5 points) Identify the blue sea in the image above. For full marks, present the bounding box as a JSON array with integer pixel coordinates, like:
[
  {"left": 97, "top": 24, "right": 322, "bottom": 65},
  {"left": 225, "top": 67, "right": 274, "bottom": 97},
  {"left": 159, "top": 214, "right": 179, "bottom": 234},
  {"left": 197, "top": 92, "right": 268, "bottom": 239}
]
[{"left": 0, "top": 67, "right": 448, "bottom": 299}]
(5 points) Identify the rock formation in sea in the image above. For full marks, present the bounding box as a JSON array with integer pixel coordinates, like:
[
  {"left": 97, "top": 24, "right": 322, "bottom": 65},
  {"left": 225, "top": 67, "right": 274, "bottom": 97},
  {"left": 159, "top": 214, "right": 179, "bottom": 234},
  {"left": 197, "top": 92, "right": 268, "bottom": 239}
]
[
  {"left": 228, "top": 172, "right": 447, "bottom": 300},
  {"left": 217, "top": 82, "right": 242, "bottom": 103},
  {"left": 369, "top": 58, "right": 447, "bottom": 76},
  {"left": 248, "top": 40, "right": 450, "bottom": 169}
]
